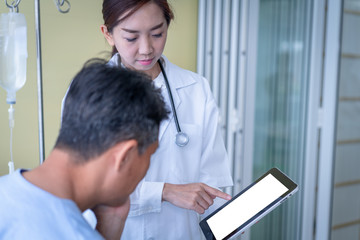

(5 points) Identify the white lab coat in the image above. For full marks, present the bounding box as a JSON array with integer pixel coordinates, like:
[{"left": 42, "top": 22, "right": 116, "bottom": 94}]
[{"left": 108, "top": 54, "right": 234, "bottom": 240}]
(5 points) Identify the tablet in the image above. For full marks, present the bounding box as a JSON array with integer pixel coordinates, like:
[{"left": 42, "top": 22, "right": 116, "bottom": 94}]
[{"left": 199, "top": 167, "right": 298, "bottom": 240}]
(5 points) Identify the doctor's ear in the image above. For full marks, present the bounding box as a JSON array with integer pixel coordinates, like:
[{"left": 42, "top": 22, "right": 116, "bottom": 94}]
[{"left": 100, "top": 24, "right": 115, "bottom": 46}]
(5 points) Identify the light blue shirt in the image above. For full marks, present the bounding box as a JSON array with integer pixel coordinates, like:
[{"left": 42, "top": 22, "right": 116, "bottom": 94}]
[{"left": 0, "top": 169, "right": 104, "bottom": 240}]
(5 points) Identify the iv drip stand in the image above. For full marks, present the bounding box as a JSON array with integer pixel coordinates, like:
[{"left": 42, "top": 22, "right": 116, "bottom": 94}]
[
  {"left": 33, "top": 0, "right": 70, "bottom": 164},
  {"left": 34, "top": 0, "right": 45, "bottom": 164}
]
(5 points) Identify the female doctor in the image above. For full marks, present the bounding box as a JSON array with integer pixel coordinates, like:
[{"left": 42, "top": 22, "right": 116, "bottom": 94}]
[{"left": 99, "top": 0, "right": 234, "bottom": 239}]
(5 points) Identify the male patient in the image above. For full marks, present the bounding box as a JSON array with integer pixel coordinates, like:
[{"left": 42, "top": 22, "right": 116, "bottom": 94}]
[{"left": 0, "top": 59, "right": 168, "bottom": 239}]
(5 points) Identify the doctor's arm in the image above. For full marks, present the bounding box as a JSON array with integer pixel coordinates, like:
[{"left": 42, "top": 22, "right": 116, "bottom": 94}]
[{"left": 162, "top": 96, "right": 233, "bottom": 214}]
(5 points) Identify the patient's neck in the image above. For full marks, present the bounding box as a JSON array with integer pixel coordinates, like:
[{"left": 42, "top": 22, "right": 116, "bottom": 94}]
[{"left": 22, "top": 149, "right": 101, "bottom": 211}]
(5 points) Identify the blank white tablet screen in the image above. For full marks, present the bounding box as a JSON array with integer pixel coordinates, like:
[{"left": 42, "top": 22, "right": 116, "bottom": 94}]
[{"left": 207, "top": 174, "right": 288, "bottom": 240}]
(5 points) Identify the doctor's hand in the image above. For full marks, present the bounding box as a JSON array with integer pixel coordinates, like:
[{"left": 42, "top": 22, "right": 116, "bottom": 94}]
[
  {"left": 162, "top": 183, "right": 231, "bottom": 214},
  {"left": 93, "top": 198, "right": 130, "bottom": 240}
]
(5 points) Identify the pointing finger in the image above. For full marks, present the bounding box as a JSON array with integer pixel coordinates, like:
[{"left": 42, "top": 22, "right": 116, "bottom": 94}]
[{"left": 203, "top": 185, "right": 231, "bottom": 201}]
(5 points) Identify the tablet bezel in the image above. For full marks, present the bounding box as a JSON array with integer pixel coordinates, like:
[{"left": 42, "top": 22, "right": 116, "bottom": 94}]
[{"left": 199, "top": 167, "right": 298, "bottom": 240}]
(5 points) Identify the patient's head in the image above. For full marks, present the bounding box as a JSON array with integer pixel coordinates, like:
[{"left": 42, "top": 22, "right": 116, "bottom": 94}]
[{"left": 55, "top": 59, "right": 168, "bottom": 162}]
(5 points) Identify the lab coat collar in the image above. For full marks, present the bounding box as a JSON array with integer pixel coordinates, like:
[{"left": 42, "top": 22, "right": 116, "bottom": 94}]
[{"left": 160, "top": 55, "right": 196, "bottom": 90}]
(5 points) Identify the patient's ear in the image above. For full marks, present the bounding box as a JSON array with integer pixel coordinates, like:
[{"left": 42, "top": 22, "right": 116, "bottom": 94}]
[{"left": 112, "top": 140, "right": 138, "bottom": 172}]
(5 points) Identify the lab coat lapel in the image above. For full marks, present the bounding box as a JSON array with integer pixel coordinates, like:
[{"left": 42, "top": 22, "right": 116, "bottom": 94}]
[
  {"left": 157, "top": 56, "right": 197, "bottom": 142},
  {"left": 158, "top": 73, "right": 181, "bottom": 142}
]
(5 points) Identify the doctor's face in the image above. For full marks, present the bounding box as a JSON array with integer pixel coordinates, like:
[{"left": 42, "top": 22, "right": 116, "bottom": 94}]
[{"left": 102, "top": 2, "right": 168, "bottom": 79}]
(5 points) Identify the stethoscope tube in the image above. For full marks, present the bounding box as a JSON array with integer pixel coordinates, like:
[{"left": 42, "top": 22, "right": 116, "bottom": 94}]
[{"left": 158, "top": 59, "right": 189, "bottom": 147}]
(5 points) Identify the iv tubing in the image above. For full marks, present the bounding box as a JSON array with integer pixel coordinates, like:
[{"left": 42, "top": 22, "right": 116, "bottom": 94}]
[{"left": 8, "top": 105, "right": 14, "bottom": 174}]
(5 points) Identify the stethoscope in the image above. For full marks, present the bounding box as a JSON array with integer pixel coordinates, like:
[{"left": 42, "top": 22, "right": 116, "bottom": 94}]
[{"left": 158, "top": 59, "right": 189, "bottom": 147}]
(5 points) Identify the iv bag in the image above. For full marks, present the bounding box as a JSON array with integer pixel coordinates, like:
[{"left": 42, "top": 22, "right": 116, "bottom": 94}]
[{"left": 0, "top": 12, "right": 27, "bottom": 104}]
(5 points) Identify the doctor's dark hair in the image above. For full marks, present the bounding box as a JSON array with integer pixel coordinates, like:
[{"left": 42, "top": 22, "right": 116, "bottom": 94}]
[
  {"left": 55, "top": 59, "right": 168, "bottom": 161},
  {"left": 102, "top": 0, "right": 174, "bottom": 55}
]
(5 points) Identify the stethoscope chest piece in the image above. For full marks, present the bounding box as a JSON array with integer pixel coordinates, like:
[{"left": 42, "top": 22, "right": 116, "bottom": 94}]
[{"left": 175, "top": 132, "right": 189, "bottom": 147}]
